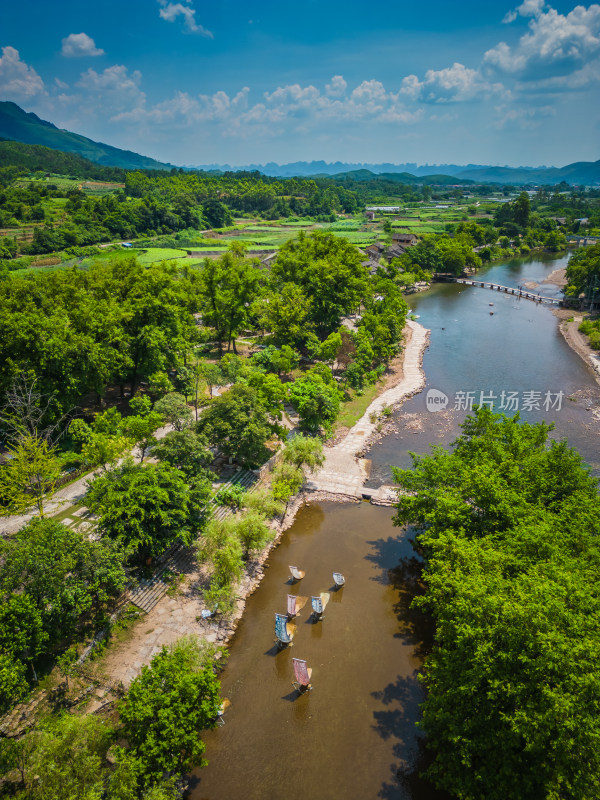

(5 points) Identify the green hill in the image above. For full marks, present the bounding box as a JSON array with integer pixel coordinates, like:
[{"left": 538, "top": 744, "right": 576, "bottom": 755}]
[
  {"left": 457, "top": 160, "right": 600, "bottom": 185},
  {"left": 0, "top": 102, "right": 173, "bottom": 171},
  {"left": 0, "top": 139, "right": 129, "bottom": 181}
]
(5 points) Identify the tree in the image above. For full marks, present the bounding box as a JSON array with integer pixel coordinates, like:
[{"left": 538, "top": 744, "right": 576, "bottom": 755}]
[
  {"left": 118, "top": 638, "right": 221, "bottom": 783},
  {"left": 391, "top": 408, "right": 600, "bottom": 800},
  {"left": 0, "top": 653, "right": 28, "bottom": 714},
  {"left": 259, "top": 283, "right": 312, "bottom": 347},
  {"left": 152, "top": 429, "right": 213, "bottom": 477},
  {"left": 199, "top": 362, "right": 223, "bottom": 399},
  {"left": 197, "top": 384, "right": 277, "bottom": 467},
  {"left": 87, "top": 460, "right": 211, "bottom": 559},
  {"left": 0, "top": 434, "right": 60, "bottom": 517},
  {"left": 233, "top": 510, "right": 273, "bottom": 557},
  {"left": 513, "top": 191, "right": 531, "bottom": 228},
  {"left": 288, "top": 373, "right": 340, "bottom": 433},
  {"left": 126, "top": 395, "right": 164, "bottom": 463},
  {"left": 272, "top": 231, "right": 369, "bottom": 339},
  {"left": 0, "top": 517, "right": 126, "bottom": 649},
  {"left": 153, "top": 393, "right": 193, "bottom": 432},
  {"left": 282, "top": 434, "right": 325, "bottom": 473}
]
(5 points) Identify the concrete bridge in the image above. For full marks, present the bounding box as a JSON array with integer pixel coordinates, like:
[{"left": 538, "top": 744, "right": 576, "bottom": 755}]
[{"left": 454, "top": 278, "right": 561, "bottom": 305}]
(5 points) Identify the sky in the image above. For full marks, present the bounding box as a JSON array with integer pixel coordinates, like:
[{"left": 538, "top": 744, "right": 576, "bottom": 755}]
[{"left": 0, "top": 0, "right": 599, "bottom": 167}]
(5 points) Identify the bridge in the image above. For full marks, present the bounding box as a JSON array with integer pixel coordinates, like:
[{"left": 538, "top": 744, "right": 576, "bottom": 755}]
[{"left": 453, "top": 278, "right": 561, "bottom": 305}]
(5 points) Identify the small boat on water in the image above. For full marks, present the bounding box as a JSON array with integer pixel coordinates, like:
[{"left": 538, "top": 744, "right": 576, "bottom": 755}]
[
  {"left": 292, "top": 658, "right": 313, "bottom": 692},
  {"left": 311, "top": 593, "right": 330, "bottom": 620},
  {"left": 216, "top": 698, "right": 231, "bottom": 725},
  {"left": 275, "top": 613, "right": 296, "bottom": 648},
  {"left": 333, "top": 572, "right": 345, "bottom": 588},
  {"left": 287, "top": 594, "right": 308, "bottom": 618},
  {"left": 289, "top": 565, "right": 305, "bottom": 582}
]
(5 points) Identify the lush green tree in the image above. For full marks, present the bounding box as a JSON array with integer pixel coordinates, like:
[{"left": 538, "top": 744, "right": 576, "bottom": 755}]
[
  {"left": 0, "top": 594, "right": 46, "bottom": 664},
  {"left": 258, "top": 283, "right": 312, "bottom": 347},
  {"left": 1, "top": 713, "right": 113, "bottom": 800},
  {"left": 119, "top": 638, "right": 221, "bottom": 783},
  {"left": 0, "top": 517, "right": 126, "bottom": 648},
  {"left": 513, "top": 191, "right": 531, "bottom": 228},
  {"left": 198, "top": 361, "right": 223, "bottom": 398},
  {"left": 392, "top": 408, "right": 600, "bottom": 800},
  {"left": 125, "top": 395, "right": 164, "bottom": 463},
  {"left": 153, "top": 393, "right": 193, "bottom": 432},
  {"left": 86, "top": 460, "right": 211, "bottom": 559},
  {"left": 270, "top": 461, "right": 305, "bottom": 501},
  {"left": 0, "top": 434, "right": 60, "bottom": 517},
  {"left": 233, "top": 510, "right": 273, "bottom": 557},
  {"left": 197, "top": 384, "right": 277, "bottom": 467},
  {"left": 565, "top": 242, "right": 600, "bottom": 297},
  {"left": 272, "top": 231, "right": 369, "bottom": 339},
  {"left": 282, "top": 434, "right": 325, "bottom": 473},
  {"left": 152, "top": 429, "right": 212, "bottom": 477},
  {"left": 245, "top": 370, "right": 287, "bottom": 419},
  {"left": 0, "top": 653, "right": 28, "bottom": 714},
  {"left": 288, "top": 371, "right": 340, "bottom": 433}
]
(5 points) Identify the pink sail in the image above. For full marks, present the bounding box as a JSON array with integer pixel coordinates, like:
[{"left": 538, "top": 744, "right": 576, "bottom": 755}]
[
  {"left": 287, "top": 595, "right": 297, "bottom": 616},
  {"left": 293, "top": 658, "right": 311, "bottom": 686}
]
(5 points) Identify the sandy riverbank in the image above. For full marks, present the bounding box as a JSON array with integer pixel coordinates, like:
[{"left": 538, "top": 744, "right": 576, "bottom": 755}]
[{"left": 554, "top": 307, "right": 600, "bottom": 385}]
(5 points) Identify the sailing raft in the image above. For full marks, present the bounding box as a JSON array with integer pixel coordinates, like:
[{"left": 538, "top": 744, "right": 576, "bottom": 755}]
[
  {"left": 333, "top": 572, "right": 345, "bottom": 588},
  {"left": 311, "top": 593, "right": 330, "bottom": 620},
  {"left": 275, "top": 612, "right": 296, "bottom": 648},
  {"left": 287, "top": 594, "right": 308, "bottom": 618},
  {"left": 289, "top": 565, "right": 305, "bottom": 582},
  {"left": 292, "top": 658, "right": 313, "bottom": 692}
]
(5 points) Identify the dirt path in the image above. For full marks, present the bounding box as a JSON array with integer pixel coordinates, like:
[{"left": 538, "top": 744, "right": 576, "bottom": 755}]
[{"left": 305, "top": 320, "right": 430, "bottom": 496}]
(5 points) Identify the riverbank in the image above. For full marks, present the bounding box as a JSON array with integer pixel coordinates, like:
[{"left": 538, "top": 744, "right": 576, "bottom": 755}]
[
  {"left": 305, "top": 319, "right": 430, "bottom": 496},
  {"left": 89, "top": 319, "right": 430, "bottom": 696},
  {"left": 554, "top": 308, "right": 600, "bottom": 385}
]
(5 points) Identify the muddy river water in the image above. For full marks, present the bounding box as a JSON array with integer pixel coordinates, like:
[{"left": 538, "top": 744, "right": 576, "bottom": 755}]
[{"left": 192, "top": 253, "right": 600, "bottom": 800}]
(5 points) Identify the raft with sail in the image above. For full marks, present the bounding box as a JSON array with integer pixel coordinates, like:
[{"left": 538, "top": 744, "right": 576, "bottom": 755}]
[
  {"left": 292, "top": 658, "right": 313, "bottom": 692},
  {"left": 289, "top": 565, "right": 305, "bottom": 582},
  {"left": 311, "top": 592, "right": 330, "bottom": 620},
  {"left": 287, "top": 594, "right": 308, "bottom": 618},
  {"left": 275, "top": 612, "right": 296, "bottom": 648},
  {"left": 333, "top": 572, "right": 345, "bottom": 588}
]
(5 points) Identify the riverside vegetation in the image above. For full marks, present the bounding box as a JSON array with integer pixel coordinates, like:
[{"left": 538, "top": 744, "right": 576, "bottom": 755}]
[{"left": 1, "top": 139, "right": 600, "bottom": 798}]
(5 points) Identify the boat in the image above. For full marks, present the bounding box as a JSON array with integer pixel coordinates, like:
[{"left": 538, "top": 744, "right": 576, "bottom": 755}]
[
  {"left": 287, "top": 594, "right": 308, "bottom": 618},
  {"left": 311, "top": 592, "right": 330, "bottom": 620},
  {"left": 332, "top": 572, "right": 345, "bottom": 588},
  {"left": 216, "top": 698, "right": 231, "bottom": 726},
  {"left": 289, "top": 565, "right": 305, "bottom": 582},
  {"left": 292, "top": 658, "right": 313, "bottom": 692},
  {"left": 275, "top": 613, "right": 296, "bottom": 648}
]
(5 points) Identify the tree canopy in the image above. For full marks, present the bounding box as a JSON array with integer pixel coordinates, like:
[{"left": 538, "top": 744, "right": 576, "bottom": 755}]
[{"left": 392, "top": 408, "right": 600, "bottom": 800}]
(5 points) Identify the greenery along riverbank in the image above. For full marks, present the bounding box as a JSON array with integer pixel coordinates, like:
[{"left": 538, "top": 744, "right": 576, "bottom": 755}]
[{"left": 393, "top": 408, "right": 600, "bottom": 800}]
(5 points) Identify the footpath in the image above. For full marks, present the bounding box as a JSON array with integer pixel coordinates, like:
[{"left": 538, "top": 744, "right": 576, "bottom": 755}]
[{"left": 305, "top": 319, "right": 430, "bottom": 498}]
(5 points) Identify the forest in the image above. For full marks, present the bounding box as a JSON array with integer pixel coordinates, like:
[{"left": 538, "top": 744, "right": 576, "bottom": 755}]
[{"left": 393, "top": 408, "right": 600, "bottom": 800}]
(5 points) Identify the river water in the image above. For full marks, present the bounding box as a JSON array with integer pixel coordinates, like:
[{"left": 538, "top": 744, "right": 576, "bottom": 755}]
[{"left": 192, "top": 253, "right": 600, "bottom": 800}]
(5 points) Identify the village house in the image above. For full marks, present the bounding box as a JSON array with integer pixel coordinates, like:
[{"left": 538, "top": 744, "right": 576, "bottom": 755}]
[{"left": 392, "top": 232, "right": 418, "bottom": 246}]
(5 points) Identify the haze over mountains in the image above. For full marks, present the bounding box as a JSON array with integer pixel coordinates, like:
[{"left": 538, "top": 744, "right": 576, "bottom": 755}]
[{"left": 1, "top": 101, "right": 599, "bottom": 185}]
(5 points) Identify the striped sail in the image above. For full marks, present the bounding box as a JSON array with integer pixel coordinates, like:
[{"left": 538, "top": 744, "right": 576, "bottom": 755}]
[
  {"left": 287, "top": 595, "right": 297, "bottom": 616},
  {"left": 293, "top": 658, "right": 311, "bottom": 686},
  {"left": 275, "top": 613, "right": 292, "bottom": 643},
  {"left": 311, "top": 596, "right": 323, "bottom": 614}
]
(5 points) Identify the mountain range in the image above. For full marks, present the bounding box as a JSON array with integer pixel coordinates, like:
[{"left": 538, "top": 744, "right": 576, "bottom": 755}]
[
  {"left": 1, "top": 101, "right": 599, "bottom": 185},
  {"left": 0, "top": 101, "right": 172, "bottom": 171}
]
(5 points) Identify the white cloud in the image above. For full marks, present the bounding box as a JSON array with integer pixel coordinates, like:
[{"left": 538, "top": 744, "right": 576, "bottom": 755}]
[
  {"left": 503, "top": 10, "right": 518, "bottom": 23},
  {"left": 0, "top": 46, "right": 45, "bottom": 101},
  {"left": 157, "top": 1, "right": 214, "bottom": 37},
  {"left": 325, "top": 75, "right": 347, "bottom": 97},
  {"left": 61, "top": 33, "right": 104, "bottom": 58},
  {"left": 400, "top": 62, "right": 506, "bottom": 102},
  {"left": 493, "top": 102, "right": 556, "bottom": 129},
  {"left": 76, "top": 65, "right": 146, "bottom": 116},
  {"left": 484, "top": 3, "right": 600, "bottom": 80}
]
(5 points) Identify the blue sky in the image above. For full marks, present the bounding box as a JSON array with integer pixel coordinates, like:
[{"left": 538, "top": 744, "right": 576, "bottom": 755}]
[{"left": 0, "top": 0, "right": 599, "bottom": 167}]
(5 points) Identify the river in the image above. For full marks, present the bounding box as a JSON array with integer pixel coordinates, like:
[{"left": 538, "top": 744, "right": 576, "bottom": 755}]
[{"left": 192, "top": 252, "right": 600, "bottom": 800}]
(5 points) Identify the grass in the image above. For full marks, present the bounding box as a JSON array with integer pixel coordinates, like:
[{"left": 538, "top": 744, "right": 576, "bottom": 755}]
[{"left": 336, "top": 381, "right": 384, "bottom": 429}]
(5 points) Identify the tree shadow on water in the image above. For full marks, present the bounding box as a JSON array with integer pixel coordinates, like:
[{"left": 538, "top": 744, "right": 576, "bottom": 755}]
[{"left": 371, "top": 674, "right": 450, "bottom": 800}]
